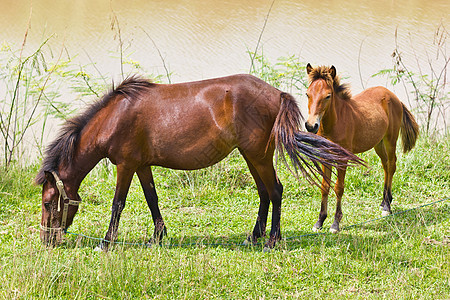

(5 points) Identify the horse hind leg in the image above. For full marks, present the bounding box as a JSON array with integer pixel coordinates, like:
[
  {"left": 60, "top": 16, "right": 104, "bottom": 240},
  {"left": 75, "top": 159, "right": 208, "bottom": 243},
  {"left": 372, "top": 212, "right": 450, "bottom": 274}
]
[
  {"left": 260, "top": 167, "right": 283, "bottom": 251},
  {"left": 241, "top": 153, "right": 271, "bottom": 245},
  {"left": 241, "top": 152, "right": 283, "bottom": 250},
  {"left": 384, "top": 137, "right": 398, "bottom": 215},
  {"left": 374, "top": 140, "right": 394, "bottom": 216},
  {"left": 136, "top": 166, "right": 167, "bottom": 245}
]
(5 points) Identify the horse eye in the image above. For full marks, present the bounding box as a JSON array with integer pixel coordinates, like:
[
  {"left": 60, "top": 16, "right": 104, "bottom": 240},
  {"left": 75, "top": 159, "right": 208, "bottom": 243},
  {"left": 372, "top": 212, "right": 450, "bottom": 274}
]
[
  {"left": 44, "top": 202, "right": 51, "bottom": 211},
  {"left": 325, "top": 94, "right": 331, "bottom": 99}
]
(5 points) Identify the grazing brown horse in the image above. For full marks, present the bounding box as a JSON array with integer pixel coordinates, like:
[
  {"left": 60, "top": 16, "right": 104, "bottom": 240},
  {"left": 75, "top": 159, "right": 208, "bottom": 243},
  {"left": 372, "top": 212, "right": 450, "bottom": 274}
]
[
  {"left": 305, "top": 64, "right": 419, "bottom": 233},
  {"left": 35, "top": 74, "right": 364, "bottom": 251}
]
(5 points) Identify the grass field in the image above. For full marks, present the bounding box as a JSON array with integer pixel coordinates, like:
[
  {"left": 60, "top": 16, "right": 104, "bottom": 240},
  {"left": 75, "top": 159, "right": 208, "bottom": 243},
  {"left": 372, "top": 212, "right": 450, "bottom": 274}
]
[{"left": 0, "top": 133, "right": 448, "bottom": 299}]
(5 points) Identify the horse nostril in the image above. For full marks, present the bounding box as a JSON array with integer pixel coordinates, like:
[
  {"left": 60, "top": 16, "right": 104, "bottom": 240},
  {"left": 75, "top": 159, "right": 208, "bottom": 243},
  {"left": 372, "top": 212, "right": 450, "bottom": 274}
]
[{"left": 305, "top": 121, "right": 318, "bottom": 133}]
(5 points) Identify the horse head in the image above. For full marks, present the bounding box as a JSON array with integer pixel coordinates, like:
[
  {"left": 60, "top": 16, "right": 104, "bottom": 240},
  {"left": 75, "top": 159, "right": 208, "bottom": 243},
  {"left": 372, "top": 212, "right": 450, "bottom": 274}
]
[
  {"left": 39, "top": 171, "right": 81, "bottom": 245},
  {"left": 305, "top": 63, "right": 337, "bottom": 134}
]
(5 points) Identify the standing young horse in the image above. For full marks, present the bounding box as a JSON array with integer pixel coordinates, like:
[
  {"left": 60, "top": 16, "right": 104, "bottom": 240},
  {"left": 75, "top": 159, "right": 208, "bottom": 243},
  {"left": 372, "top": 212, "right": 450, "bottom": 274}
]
[
  {"left": 305, "top": 64, "right": 419, "bottom": 233},
  {"left": 35, "top": 74, "right": 363, "bottom": 251}
]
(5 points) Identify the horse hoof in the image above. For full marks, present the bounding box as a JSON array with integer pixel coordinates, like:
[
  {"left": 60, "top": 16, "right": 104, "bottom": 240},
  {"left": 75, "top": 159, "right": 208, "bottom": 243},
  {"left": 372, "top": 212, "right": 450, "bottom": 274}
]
[
  {"left": 242, "top": 239, "right": 253, "bottom": 246},
  {"left": 312, "top": 226, "right": 321, "bottom": 232},
  {"left": 147, "top": 237, "right": 162, "bottom": 247},
  {"left": 94, "top": 245, "right": 104, "bottom": 252},
  {"left": 381, "top": 210, "right": 391, "bottom": 217},
  {"left": 263, "top": 246, "right": 272, "bottom": 253},
  {"left": 329, "top": 227, "right": 339, "bottom": 234}
]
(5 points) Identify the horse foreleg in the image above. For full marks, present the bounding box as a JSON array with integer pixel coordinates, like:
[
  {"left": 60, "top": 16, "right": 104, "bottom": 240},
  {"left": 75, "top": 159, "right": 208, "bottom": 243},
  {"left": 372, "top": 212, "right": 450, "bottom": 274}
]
[
  {"left": 95, "top": 165, "right": 135, "bottom": 252},
  {"left": 136, "top": 166, "right": 167, "bottom": 245},
  {"left": 313, "top": 165, "right": 332, "bottom": 232},
  {"left": 330, "top": 166, "right": 347, "bottom": 233}
]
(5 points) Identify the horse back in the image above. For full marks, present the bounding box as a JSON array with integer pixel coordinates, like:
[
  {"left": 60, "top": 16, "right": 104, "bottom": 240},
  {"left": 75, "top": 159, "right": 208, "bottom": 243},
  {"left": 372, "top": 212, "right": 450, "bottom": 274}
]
[
  {"left": 338, "top": 86, "right": 403, "bottom": 153},
  {"left": 352, "top": 86, "right": 403, "bottom": 125}
]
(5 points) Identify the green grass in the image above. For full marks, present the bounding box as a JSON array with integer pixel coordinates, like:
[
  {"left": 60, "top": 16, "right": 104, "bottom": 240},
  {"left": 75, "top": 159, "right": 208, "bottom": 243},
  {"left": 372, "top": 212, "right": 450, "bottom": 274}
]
[{"left": 0, "top": 135, "right": 449, "bottom": 299}]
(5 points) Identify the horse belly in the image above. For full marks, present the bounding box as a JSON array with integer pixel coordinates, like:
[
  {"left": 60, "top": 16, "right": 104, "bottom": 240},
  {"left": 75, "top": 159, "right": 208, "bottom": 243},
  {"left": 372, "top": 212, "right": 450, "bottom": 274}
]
[
  {"left": 147, "top": 111, "right": 237, "bottom": 170},
  {"left": 152, "top": 135, "right": 236, "bottom": 170},
  {"left": 351, "top": 105, "right": 389, "bottom": 153}
]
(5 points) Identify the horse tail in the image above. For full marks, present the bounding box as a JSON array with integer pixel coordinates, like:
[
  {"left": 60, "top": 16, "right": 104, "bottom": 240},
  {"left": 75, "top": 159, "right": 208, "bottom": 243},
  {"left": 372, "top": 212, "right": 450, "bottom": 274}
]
[
  {"left": 400, "top": 103, "right": 419, "bottom": 153},
  {"left": 269, "top": 92, "right": 366, "bottom": 186}
]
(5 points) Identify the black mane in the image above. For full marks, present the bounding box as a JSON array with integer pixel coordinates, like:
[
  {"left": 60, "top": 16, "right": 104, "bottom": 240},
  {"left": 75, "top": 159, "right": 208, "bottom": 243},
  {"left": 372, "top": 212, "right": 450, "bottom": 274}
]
[{"left": 35, "top": 76, "right": 154, "bottom": 185}]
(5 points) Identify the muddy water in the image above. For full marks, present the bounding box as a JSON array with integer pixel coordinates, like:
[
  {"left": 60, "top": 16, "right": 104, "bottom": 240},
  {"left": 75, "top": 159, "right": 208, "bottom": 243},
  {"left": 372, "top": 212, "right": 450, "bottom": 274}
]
[
  {"left": 0, "top": 0, "right": 448, "bottom": 150},
  {"left": 2, "top": 0, "right": 448, "bottom": 84}
]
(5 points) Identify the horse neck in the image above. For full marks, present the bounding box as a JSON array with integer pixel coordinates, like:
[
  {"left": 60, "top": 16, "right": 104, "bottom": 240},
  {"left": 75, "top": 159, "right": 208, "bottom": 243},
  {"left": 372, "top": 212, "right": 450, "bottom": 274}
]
[{"left": 58, "top": 141, "right": 104, "bottom": 195}]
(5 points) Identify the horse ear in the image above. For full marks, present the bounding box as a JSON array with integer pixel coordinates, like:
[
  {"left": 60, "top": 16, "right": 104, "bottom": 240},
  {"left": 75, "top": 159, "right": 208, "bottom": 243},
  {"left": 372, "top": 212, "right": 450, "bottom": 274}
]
[
  {"left": 306, "top": 63, "right": 313, "bottom": 74},
  {"left": 44, "top": 171, "right": 56, "bottom": 185},
  {"left": 329, "top": 66, "right": 336, "bottom": 79}
]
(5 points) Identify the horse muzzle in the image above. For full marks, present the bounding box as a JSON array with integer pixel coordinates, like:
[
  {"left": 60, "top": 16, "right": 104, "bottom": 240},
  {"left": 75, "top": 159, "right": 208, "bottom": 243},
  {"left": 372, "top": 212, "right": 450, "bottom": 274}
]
[
  {"left": 40, "top": 227, "right": 64, "bottom": 246},
  {"left": 305, "top": 117, "right": 320, "bottom": 134}
]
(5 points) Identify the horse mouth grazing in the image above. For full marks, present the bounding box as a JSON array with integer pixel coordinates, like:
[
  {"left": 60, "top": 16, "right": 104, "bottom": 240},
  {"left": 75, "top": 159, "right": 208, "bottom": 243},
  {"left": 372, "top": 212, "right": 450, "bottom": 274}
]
[{"left": 40, "top": 229, "right": 63, "bottom": 246}]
